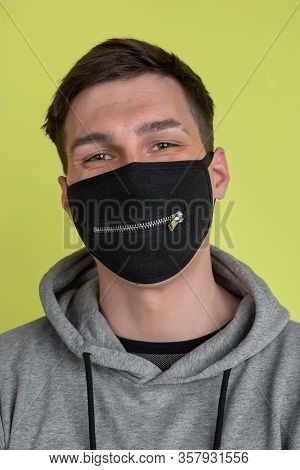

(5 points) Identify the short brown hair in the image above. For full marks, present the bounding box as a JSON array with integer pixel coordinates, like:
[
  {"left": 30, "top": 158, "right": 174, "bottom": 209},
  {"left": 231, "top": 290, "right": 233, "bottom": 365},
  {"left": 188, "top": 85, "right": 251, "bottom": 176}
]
[{"left": 41, "top": 37, "right": 214, "bottom": 174}]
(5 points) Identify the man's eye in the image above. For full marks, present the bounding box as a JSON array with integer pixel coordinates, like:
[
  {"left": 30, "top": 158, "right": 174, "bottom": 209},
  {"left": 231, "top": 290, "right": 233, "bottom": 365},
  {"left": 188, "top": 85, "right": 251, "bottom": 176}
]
[
  {"left": 85, "top": 143, "right": 175, "bottom": 162},
  {"left": 152, "top": 142, "right": 176, "bottom": 152},
  {"left": 86, "top": 153, "right": 111, "bottom": 162}
]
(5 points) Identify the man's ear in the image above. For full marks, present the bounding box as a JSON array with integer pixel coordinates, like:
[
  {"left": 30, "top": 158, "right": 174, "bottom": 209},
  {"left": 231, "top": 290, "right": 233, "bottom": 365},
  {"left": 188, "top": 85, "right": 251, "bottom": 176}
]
[
  {"left": 209, "top": 147, "right": 230, "bottom": 200},
  {"left": 58, "top": 176, "right": 72, "bottom": 218}
]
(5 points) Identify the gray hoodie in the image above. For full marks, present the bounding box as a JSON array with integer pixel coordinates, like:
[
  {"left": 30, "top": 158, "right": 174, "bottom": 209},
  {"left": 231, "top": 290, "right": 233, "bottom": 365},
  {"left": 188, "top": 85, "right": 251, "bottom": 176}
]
[{"left": 1, "top": 244, "right": 300, "bottom": 450}]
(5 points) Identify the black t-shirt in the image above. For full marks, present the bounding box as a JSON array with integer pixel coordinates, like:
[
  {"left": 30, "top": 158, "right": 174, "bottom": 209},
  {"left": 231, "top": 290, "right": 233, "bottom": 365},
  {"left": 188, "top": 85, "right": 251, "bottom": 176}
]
[{"left": 116, "top": 321, "right": 230, "bottom": 371}]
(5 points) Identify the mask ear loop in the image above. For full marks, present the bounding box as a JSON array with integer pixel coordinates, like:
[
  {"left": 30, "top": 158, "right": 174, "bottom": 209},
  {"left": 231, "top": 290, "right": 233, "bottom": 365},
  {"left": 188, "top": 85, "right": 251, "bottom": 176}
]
[
  {"left": 202, "top": 151, "right": 217, "bottom": 207},
  {"left": 201, "top": 150, "right": 215, "bottom": 168}
]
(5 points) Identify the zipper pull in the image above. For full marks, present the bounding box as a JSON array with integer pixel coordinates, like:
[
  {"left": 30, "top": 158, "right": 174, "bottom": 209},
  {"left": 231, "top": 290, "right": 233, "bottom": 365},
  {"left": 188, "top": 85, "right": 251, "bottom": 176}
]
[{"left": 168, "top": 210, "right": 184, "bottom": 231}]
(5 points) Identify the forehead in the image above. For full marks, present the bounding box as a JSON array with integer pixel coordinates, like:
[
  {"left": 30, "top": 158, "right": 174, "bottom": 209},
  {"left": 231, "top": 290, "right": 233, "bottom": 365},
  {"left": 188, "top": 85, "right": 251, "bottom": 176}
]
[{"left": 63, "top": 73, "right": 195, "bottom": 140}]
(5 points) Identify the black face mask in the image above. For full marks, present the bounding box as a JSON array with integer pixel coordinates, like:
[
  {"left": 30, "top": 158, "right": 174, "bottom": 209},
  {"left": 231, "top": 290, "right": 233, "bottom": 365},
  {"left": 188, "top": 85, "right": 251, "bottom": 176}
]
[{"left": 66, "top": 151, "right": 215, "bottom": 284}]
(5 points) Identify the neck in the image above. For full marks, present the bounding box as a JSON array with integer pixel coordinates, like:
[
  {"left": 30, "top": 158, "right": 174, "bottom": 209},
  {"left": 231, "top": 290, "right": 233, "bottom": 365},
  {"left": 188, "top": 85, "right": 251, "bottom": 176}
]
[{"left": 96, "top": 238, "right": 241, "bottom": 342}]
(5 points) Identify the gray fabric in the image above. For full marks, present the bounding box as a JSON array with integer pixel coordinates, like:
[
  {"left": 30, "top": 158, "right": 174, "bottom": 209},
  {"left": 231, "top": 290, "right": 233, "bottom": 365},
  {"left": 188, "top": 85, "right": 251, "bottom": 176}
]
[{"left": 0, "top": 244, "right": 299, "bottom": 450}]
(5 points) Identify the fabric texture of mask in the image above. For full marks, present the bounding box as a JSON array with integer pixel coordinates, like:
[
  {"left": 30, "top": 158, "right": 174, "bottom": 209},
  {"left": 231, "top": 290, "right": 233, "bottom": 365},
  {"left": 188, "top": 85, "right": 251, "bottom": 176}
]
[{"left": 66, "top": 152, "right": 215, "bottom": 284}]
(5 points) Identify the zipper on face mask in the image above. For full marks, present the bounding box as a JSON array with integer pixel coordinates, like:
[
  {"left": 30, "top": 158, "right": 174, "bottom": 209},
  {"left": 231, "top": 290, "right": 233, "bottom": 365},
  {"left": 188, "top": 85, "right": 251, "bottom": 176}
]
[{"left": 93, "top": 210, "right": 184, "bottom": 234}]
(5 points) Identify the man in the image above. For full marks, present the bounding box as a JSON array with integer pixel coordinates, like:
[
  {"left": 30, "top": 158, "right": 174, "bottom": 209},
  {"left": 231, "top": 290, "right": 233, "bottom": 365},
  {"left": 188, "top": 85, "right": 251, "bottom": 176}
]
[{"left": 0, "top": 38, "right": 299, "bottom": 450}]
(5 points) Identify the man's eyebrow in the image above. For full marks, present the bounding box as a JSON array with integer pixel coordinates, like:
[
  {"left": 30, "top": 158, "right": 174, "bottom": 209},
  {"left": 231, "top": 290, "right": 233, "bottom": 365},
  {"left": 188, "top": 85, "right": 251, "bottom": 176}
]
[
  {"left": 69, "top": 119, "right": 190, "bottom": 155},
  {"left": 69, "top": 132, "right": 115, "bottom": 155},
  {"left": 135, "top": 118, "right": 189, "bottom": 137}
]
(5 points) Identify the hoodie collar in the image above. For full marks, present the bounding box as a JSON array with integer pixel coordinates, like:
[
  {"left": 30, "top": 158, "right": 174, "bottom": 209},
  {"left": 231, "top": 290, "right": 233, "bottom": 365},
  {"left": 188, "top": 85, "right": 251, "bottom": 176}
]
[{"left": 39, "top": 245, "right": 290, "bottom": 384}]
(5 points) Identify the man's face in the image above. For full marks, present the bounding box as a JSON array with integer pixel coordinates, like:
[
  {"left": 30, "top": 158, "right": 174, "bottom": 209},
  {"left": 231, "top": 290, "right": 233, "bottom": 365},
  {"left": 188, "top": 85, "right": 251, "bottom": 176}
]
[
  {"left": 59, "top": 73, "right": 229, "bottom": 221},
  {"left": 62, "top": 73, "right": 207, "bottom": 186},
  {"left": 58, "top": 72, "right": 230, "bottom": 282}
]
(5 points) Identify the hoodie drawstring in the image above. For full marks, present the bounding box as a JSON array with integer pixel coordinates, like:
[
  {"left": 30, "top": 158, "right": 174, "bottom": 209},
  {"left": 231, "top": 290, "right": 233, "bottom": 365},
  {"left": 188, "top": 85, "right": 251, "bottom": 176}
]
[
  {"left": 83, "top": 353, "right": 97, "bottom": 450},
  {"left": 83, "top": 352, "right": 231, "bottom": 450},
  {"left": 213, "top": 368, "right": 231, "bottom": 450}
]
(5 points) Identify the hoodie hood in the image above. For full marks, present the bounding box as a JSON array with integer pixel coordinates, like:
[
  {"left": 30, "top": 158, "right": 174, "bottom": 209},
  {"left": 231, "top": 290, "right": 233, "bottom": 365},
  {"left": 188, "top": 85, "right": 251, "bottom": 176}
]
[
  {"left": 1, "top": 243, "right": 297, "bottom": 451},
  {"left": 39, "top": 244, "right": 290, "bottom": 386}
]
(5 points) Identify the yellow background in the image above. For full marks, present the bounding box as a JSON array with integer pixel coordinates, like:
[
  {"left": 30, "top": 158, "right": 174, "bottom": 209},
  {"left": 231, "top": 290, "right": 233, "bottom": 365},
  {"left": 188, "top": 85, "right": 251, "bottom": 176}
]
[{"left": 1, "top": 0, "right": 299, "bottom": 333}]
